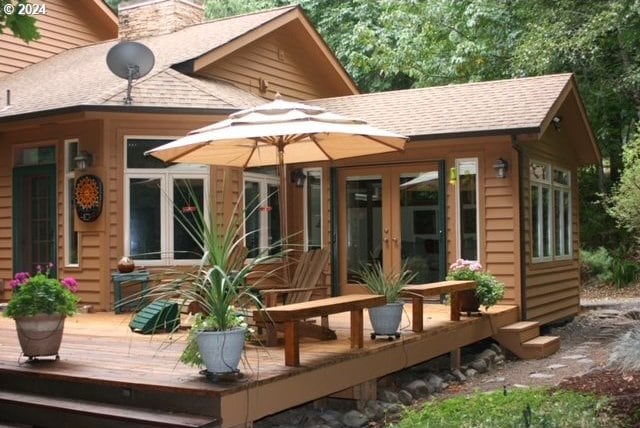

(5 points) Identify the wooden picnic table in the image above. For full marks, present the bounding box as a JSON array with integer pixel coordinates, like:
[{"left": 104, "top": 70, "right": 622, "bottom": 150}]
[
  {"left": 253, "top": 294, "right": 386, "bottom": 367},
  {"left": 402, "top": 280, "right": 476, "bottom": 332}
]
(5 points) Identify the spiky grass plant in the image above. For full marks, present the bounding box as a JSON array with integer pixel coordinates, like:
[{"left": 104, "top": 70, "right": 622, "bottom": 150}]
[
  {"left": 356, "top": 261, "right": 416, "bottom": 303},
  {"left": 141, "top": 182, "right": 286, "bottom": 368}
]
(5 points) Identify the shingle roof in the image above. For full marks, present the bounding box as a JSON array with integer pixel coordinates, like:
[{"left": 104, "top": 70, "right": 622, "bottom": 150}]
[
  {"left": 0, "top": 6, "right": 298, "bottom": 119},
  {"left": 312, "top": 73, "right": 573, "bottom": 138}
]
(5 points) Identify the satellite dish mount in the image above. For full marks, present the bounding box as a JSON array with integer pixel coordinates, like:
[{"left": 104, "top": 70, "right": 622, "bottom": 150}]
[{"left": 106, "top": 41, "right": 155, "bottom": 105}]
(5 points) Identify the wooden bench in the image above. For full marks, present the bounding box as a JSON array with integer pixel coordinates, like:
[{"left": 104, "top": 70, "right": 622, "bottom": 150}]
[
  {"left": 253, "top": 294, "right": 386, "bottom": 367},
  {"left": 402, "top": 280, "right": 476, "bottom": 332}
]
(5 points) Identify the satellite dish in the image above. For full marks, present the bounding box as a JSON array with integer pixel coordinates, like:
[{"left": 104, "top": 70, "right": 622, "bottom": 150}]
[{"left": 106, "top": 41, "right": 155, "bottom": 105}]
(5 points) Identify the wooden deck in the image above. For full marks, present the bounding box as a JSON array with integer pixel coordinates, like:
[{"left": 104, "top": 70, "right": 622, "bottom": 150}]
[{"left": 0, "top": 303, "right": 518, "bottom": 427}]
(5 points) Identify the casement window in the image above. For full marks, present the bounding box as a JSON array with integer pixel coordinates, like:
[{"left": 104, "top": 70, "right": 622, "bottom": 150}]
[
  {"left": 303, "top": 168, "right": 323, "bottom": 250},
  {"left": 244, "top": 170, "right": 281, "bottom": 258},
  {"left": 456, "top": 159, "right": 479, "bottom": 261},
  {"left": 124, "top": 137, "right": 209, "bottom": 265},
  {"left": 64, "top": 140, "right": 79, "bottom": 266},
  {"left": 530, "top": 161, "right": 571, "bottom": 262}
]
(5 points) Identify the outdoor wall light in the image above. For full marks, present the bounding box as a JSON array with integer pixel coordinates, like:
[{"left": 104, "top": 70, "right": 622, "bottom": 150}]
[
  {"left": 493, "top": 158, "right": 508, "bottom": 179},
  {"left": 552, "top": 115, "right": 562, "bottom": 131},
  {"left": 291, "top": 169, "right": 307, "bottom": 188},
  {"left": 449, "top": 167, "right": 457, "bottom": 185},
  {"left": 74, "top": 150, "right": 93, "bottom": 171}
]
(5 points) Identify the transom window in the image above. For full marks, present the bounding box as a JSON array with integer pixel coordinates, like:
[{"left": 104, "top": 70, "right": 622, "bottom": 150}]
[
  {"left": 124, "top": 137, "right": 209, "bottom": 265},
  {"left": 530, "top": 160, "right": 571, "bottom": 262}
]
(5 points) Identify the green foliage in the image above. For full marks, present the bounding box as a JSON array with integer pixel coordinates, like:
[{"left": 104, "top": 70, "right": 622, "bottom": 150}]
[
  {"left": 609, "top": 124, "right": 640, "bottom": 237},
  {"left": 398, "top": 388, "right": 609, "bottom": 428},
  {"left": 356, "top": 261, "right": 416, "bottom": 303},
  {"left": 5, "top": 273, "right": 79, "bottom": 318},
  {"left": 0, "top": 0, "right": 39, "bottom": 42},
  {"left": 581, "top": 246, "right": 638, "bottom": 288},
  {"left": 446, "top": 260, "right": 505, "bottom": 309},
  {"left": 581, "top": 247, "right": 614, "bottom": 284}
]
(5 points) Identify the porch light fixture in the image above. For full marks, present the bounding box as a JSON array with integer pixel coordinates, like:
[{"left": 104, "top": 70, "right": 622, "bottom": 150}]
[
  {"left": 552, "top": 115, "right": 562, "bottom": 131},
  {"left": 493, "top": 158, "right": 508, "bottom": 179},
  {"left": 74, "top": 150, "right": 93, "bottom": 171},
  {"left": 291, "top": 169, "right": 307, "bottom": 188}
]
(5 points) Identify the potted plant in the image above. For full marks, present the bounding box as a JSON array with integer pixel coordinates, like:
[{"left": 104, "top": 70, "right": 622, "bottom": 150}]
[
  {"left": 145, "top": 187, "right": 284, "bottom": 377},
  {"left": 357, "top": 261, "right": 416, "bottom": 340},
  {"left": 4, "top": 264, "right": 79, "bottom": 360},
  {"left": 446, "top": 259, "right": 505, "bottom": 313}
]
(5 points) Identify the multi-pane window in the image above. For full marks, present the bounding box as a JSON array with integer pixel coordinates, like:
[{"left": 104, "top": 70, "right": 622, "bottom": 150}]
[
  {"left": 304, "top": 168, "right": 322, "bottom": 250},
  {"left": 244, "top": 170, "right": 281, "bottom": 258},
  {"left": 125, "top": 137, "right": 209, "bottom": 265},
  {"left": 64, "top": 140, "right": 79, "bottom": 266},
  {"left": 456, "top": 159, "right": 479, "bottom": 261},
  {"left": 530, "top": 161, "right": 571, "bottom": 262}
]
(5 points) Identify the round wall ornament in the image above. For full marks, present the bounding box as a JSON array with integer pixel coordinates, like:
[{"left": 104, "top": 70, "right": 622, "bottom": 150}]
[{"left": 74, "top": 174, "right": 103, "bottom": 222}]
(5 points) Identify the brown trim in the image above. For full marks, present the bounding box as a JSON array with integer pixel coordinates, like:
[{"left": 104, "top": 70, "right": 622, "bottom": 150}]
[
  {"left": 0, "top": 106, "right": 238, "bottom": 126},
  {"left": 410, "top": 127, "right": 540, "bottom": 142}
]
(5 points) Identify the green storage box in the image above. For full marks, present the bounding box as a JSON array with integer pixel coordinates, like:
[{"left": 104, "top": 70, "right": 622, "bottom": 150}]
[{"left": 129, "top": 300, "right": 180, "bottom": 334}]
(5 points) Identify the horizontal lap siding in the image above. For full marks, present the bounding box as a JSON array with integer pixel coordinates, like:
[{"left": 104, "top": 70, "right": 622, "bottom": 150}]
[
  {"left": 198, "top": 26, "right": 341, "bottom": 101},
  {"left": 0, "top": 0, "right": 115, "bottom": 76},
  {"left": 483, "top": 148, "right": 518, "bottom": 307},
  {"left": 520, "top": 125, "right": 581, "bottom": 325}
]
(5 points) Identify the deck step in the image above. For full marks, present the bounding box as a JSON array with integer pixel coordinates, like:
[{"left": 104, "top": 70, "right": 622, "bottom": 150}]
[
  {"left": 493, "top": 321, "right": 559, "bottom": 360},
  {"left": 0, "top": 390, "right": 218, "bottom": 428},
  {"left": 498, "top": 321, "right": 539, "bottom": 333}
]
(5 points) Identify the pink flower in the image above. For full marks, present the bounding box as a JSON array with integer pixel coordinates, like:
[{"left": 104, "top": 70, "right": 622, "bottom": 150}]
[
  {"left": 61, "top": 277, "right": 79, "bottom": 293},
  {"left": 9, "top": 272, "right": 30, "bottom": 290}
]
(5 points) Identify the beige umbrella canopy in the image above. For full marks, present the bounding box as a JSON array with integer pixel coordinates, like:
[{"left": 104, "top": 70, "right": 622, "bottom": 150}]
[{"left": 146, "top": 96, "right": 408, "bottom": 252}]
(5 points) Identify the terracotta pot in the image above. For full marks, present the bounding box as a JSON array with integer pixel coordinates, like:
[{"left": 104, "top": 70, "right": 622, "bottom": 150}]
[
  {"left": 14, "top": 314, "right": 65, "bottom": 358},
  {"left": 458, "top": 289, "right": 480, "bottom": 315},
  {"left": 117, "top": 256, "right": 135, "bottom": 273}
]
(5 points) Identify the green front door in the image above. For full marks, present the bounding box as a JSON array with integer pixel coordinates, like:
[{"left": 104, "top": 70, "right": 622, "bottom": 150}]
[{"left": 13, "top": 165, "right": 57, "bottom": 274}]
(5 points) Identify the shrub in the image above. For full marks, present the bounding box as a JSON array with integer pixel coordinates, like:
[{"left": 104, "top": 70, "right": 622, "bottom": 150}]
[
  {"left": 581, "top": 247, "right": 614, "bottom": 284},
  {"left": 446, "top": 259, "right": 505, "bottom": 309}
]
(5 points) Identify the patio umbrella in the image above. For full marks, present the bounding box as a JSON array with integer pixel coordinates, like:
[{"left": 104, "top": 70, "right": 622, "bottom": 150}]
[{"left": 145, "top": 96, "right": 408, "bottom": 256}]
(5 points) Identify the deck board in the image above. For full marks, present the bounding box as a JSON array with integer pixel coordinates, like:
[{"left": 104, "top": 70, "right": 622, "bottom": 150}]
[{"left": 0, "top": 303, "right": 519, "bottom": 426}]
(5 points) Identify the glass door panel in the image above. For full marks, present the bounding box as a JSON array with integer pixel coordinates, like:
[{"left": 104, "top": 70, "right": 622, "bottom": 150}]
[
  {"left": 345, "top": 176, "right": 383, "bottom": 282},
  {"left": 399, "top": 171, "right": 440, "bottom": 284}
]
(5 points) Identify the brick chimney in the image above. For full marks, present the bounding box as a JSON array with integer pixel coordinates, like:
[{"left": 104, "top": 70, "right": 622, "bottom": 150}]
[{"left": 118, "top": 0, "right": 204, "bottom": 40}]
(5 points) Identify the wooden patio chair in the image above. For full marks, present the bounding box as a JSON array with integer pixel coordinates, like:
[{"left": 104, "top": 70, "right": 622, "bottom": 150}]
[{"left": 256, "top": 248, "right": 335, "bottom": 345}]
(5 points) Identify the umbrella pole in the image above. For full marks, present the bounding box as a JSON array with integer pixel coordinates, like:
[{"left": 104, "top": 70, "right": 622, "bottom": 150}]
[{"left": 278, "top": 145, "right": 291, "bottom": 285}]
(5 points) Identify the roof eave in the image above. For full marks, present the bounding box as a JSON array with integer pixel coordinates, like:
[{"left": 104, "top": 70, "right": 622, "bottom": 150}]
[
  {"left": 0, "top": 105, "right": 240, "bottom": 126},
  {"left": 409, "top": 127, "right": 541, "bottom": 142}
]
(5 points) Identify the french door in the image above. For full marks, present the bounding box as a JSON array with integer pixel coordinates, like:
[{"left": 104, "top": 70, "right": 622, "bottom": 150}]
[
  {"left": 338, "top": 162, "right": 445, "bottom": 294},
  {"left": 13, "top": 165, "right": 57, "bottom": 275}
]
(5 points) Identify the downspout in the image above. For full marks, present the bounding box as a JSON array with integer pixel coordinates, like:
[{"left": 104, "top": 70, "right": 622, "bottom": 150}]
[{"left": 512, "top": 136, "right": 528, "bottom": 320}]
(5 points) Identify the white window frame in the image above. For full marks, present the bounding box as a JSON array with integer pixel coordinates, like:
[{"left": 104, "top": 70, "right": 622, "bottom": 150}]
[
  {"left": 553, "top": 167, "right": 572, "bottom": 260},
  {"left": 124, "top": 136, "right": 209, "bottom": 266},
  {"left": 455, "top": 158, "right": 480, "bottom": 262},
  {"left": 303, "top": 168, "right": 323, "bottom": 250},
  {"left": 64, "top": 139, "right": 79, "bottom": 267},
  {"left": 530, "top": 160, "right": 571, "bottom": 263},
  {"left": 243, "top": 171, "right": 280, "bottom": 256}
]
